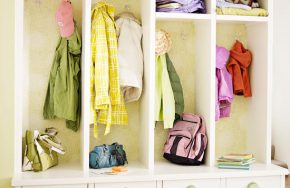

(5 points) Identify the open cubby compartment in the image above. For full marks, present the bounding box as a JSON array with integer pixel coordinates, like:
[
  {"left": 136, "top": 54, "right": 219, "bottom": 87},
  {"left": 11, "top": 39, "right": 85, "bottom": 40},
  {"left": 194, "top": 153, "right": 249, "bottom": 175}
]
[
  {"left": 88, "top": 0, "right": 154, "bottom": 172},
  {"left": 215, "top": 0, "right": 273, "bottom": 23},
  {"left": 14, "top": 0, "right": 85, "bottom": 175},
  {"left": 154, "top": 19, "right": 215, "bottom": 168},
  {"left": 155, "top": 0, "right": 213, "bottom": 20},
  {"left": 155, "top": 0, "right": 212, "bottom": 14},
  {"left": 258, "top": 0, "right": 270, "bottom": 10},
  {"left": 215, "top": 21, "right": 271, "bottom": 164},
  {"left": 216, "top": 0, "right": 271, "bottom": 11}
]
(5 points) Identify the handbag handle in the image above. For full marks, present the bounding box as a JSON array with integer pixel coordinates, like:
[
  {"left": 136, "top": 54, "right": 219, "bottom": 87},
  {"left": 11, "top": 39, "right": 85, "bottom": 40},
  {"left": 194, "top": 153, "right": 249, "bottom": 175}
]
[
  {"left": 247, "top": 182, "right": 259, "bottom": 188},
  {"left": 112, "top": 142, "right": 119, "bottom": 146}
]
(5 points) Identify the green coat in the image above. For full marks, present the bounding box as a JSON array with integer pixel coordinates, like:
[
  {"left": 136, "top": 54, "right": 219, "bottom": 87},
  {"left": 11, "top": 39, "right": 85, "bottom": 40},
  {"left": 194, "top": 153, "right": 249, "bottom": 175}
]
[
  {"left": 155, "top": 54, "right": 175, "bottom": 129},
  {"left": 43, "top": 29, "right": 81, "bottom": 131},
  {"left": 166, "top": 53, "right": 184, "bottom": 117}
]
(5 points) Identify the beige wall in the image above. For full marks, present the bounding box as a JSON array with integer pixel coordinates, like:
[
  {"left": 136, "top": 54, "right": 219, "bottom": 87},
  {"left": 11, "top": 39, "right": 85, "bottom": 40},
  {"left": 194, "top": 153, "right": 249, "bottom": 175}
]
[
  {"left": 0, "top": 0, "right": 14, "bottom": 187},
  {"left": 272, "top": 0, "right": 290, "bottom": 169}
]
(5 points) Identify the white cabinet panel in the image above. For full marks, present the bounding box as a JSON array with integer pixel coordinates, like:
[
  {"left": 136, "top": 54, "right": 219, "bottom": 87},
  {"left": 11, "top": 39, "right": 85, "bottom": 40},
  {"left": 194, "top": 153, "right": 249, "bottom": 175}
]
[
  {"left": 23, "top": 185, "right": 87, "bottom": 188},
  {"left": 163, "top": 179, "right": 221, "bottom": 188},
  {"left": 94, "top": 181, "right": 156, "bottom": 188},
  {"left": 157, "top": 181, "right": 163, "bottom": 188},
  {"left": 226, "top": 176, "right": 281, "bottom": 188}
]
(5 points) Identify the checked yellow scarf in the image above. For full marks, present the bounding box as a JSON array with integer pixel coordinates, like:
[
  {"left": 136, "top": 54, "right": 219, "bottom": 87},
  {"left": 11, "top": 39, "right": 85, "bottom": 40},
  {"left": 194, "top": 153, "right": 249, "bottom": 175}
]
[{"left": 91, "top": 2, "right": 128, "bottom": 137}]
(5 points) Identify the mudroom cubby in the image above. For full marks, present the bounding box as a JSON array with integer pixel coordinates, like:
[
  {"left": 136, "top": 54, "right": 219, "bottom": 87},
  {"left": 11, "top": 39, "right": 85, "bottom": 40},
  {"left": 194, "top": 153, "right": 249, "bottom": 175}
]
[
  {"left": 88, "top": 0, "right": 153, "bottom": 170},
  {"left": 13, "top": 0, "right": 288, "bottom": 188},
  {"left": 215, "top": 22, "right": 270, "bottom": 164},
  {"left": 154, "top": 19, "right": 214, "bottom": 167},
  {"left": 16, "top": 0, "right": 84, "bottom": 173}
]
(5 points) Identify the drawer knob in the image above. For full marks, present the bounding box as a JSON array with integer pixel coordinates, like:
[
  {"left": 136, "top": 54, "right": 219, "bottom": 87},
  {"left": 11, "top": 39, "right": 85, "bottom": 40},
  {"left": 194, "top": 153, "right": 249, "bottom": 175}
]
[
  {"left": 247, "top": 182, "right": 259, "bottom": 188},
  {"left": 187, "top": 185, "right": 197, "bottom": 188}
]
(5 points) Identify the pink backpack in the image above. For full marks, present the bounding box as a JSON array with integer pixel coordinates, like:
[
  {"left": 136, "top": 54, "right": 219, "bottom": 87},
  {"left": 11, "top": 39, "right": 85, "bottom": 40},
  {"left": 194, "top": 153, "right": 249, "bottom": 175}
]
[{"left": 163, "top": 113, "right": 208, "bottom": 165}]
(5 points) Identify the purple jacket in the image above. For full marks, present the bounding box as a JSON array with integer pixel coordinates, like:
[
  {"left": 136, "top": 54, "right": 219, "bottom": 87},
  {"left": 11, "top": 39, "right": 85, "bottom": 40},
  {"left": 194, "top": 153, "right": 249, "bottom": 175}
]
[
  {"left": 216, "top": 46, "right": 233, "bottom": 121},
  {"left": 156, "top": 0, "right": 207, "bottom": 13}
]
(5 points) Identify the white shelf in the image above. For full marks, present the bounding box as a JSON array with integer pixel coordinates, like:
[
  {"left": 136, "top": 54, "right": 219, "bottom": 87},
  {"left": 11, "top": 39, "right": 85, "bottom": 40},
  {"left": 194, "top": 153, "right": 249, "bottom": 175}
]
[
  {"left": 155, "top": 12, "right": 269, "bottom": 23},
  {"left": 216, "top": 15, "right": 269, "bottom": 23},
  {"left": 89, "top": 163, "right": 153, "bottom": 183},
  {"left": 153, "top": 162, "right": 288, "bottom": 179},
  {"left": 12, "top": 163, "right": 85, "bottom": 186},
  {"left": 12, "top": 162, "right": 288, "bottom": 186},
  {"left": 156, "top": 12, "right": 211, "bottom": 21}
]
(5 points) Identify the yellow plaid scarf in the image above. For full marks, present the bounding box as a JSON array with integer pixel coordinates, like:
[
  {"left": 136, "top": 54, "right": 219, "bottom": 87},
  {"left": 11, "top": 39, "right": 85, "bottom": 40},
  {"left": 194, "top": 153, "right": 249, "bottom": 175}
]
[{"left": 91, "top": 2, "right": 128, "bottom": 137}]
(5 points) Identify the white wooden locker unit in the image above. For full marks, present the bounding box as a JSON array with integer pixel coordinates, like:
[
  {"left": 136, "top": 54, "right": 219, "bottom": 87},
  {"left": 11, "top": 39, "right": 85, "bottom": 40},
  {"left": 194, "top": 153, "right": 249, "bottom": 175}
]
[{"left": 12, "top": 0, "right": 288, "bottom": 188}]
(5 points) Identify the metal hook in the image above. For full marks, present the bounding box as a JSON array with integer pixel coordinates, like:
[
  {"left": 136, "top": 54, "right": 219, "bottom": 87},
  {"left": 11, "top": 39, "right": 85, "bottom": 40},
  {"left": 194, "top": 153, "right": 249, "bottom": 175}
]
[
  {"left": 124, "top": 4, "right": 130, "bottom": 11},
  {"left": 180, "top": 31, "right": 187, "bottom": 40},
  {"left": 235, "top": 31, "right": 242, "bottom": 40},
  {"left": 63, "top": 0, "right": 71, "bottom": 3},
  {"left": 34, "top": 0, "right": 41, "bottom": 5}
]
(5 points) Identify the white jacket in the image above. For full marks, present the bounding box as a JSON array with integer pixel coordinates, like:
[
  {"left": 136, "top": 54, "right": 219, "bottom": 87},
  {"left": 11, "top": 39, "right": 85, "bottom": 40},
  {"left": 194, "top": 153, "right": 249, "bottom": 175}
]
[{"left": 116, "top": 15, "right": 143, "bottom": 103}]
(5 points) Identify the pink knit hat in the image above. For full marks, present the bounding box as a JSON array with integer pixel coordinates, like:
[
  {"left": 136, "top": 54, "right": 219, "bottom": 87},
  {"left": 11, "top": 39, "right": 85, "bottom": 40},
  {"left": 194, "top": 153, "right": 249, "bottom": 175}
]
[{"left": 56, "top": 0, "right": 74, "bottom": 37}]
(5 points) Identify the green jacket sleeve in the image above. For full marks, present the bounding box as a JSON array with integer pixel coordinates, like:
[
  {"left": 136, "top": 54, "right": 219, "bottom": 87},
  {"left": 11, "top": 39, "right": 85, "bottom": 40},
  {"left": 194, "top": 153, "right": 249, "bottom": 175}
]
[{"left": 166, "top": 53, "right": 184, "bottom": 116}]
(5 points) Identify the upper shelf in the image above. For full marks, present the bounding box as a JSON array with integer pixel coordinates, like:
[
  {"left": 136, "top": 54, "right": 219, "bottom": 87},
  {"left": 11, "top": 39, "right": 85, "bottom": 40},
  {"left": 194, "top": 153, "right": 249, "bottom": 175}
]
[
  {"left": 155, "top": 12, "right": 269, "bottom": 24},
  {"left": 216, "top": 15, "right": 269, "bottom": 23},
  {"left": 156, "top": 12, "right": 211, "bottom": 21}
]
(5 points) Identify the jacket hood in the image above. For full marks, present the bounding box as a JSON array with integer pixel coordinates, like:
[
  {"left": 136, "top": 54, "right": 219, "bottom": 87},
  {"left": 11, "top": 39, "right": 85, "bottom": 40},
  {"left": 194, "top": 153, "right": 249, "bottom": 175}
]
[{"left": 216, "top": 46, "right": 230, "bottom": 69}]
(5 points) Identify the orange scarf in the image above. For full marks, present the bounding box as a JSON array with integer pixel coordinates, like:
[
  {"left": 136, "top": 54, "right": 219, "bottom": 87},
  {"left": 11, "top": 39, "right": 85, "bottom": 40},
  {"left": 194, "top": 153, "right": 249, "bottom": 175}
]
[{"left": 227, "top": 40, "right": 252, "bottom": 97}]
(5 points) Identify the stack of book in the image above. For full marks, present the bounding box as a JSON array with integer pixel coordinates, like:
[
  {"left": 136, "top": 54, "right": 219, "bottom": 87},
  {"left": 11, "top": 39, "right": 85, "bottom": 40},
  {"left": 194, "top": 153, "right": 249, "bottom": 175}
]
[{"left": 217, "top": 154, "right": 255, "bottom": 170}]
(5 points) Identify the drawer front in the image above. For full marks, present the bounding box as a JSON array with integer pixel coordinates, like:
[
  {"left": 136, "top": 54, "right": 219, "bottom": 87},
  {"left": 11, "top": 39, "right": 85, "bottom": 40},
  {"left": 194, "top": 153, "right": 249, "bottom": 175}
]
[
  {"left": 163, "top": 179, "right": 221, "bottom": 188},
  {"left": 95, "top": 181, "right": 156, "bottom": 188},
  {"left": 23, "top": 185, "right": 87, "bottom": 188},
  {"left": 226, "top": 176, "right": 281, "bottom": 188}
]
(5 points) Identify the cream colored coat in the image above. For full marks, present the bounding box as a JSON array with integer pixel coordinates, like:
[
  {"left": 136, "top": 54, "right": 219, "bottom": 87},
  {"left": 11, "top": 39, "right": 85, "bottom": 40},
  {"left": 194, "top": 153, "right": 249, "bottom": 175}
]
[{"left": 116, "top": 15, "right": 144, "bottom": 103}]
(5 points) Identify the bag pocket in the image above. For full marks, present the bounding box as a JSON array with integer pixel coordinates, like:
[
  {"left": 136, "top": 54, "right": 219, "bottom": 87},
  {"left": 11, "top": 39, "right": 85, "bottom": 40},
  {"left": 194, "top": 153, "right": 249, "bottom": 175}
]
[
  {"left": 170, "top": 136, "right": 192, "bottom": 158},
  {"left": 164, "top": 130, "right": 191, "bottom": 157},
  {"left": 89, "top": 146, "right": 111, "bottom": 169}
]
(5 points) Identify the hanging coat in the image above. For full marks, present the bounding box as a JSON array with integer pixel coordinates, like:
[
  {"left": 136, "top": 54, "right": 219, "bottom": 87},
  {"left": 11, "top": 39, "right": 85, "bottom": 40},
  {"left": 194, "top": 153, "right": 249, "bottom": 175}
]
[
  {"left": 91, "top": 2, "right": 128, "bottom": 136},
  {"left": 116, "top": 15, "right": 143, "bottom": 103},
  {"left": 216, "top": 46, "right": 233, "bottom": 121},
  {"left": 43, "top": 28, "right": 81, "bottom": 132},
  {"left": 155, "top": 54, "right": 175, "bottom": 129}
]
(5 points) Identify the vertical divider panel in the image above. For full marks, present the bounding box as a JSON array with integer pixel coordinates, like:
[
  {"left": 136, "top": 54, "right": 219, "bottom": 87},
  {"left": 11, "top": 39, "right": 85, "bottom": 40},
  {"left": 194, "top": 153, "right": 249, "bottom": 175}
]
[
  {"left": 267, "top": 0, "right": 274, "bottom": 165},
  {"left": 210, "top": 0, "right": 217, "bottom": 167},
  {"left": 14, "top": 0, "right": 24, "bottom": 175},
  {"left": 81, "top": 0, "right": 92, "bottom": 173},
  {"left": 246, "top": 22, "right": 268, "bottom": 163},
  {"left": 140, "top": 0, "right": 156, "bottom": 170},
  {"left": 194, "top": 18, "right": 216, "bottom": 167}
]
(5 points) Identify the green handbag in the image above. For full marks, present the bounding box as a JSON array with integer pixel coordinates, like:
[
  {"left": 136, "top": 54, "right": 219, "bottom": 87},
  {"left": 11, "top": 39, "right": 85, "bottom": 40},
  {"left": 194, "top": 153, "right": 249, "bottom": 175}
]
[{"left": 22, "top": 128, "right": 65, "bottom": 172}]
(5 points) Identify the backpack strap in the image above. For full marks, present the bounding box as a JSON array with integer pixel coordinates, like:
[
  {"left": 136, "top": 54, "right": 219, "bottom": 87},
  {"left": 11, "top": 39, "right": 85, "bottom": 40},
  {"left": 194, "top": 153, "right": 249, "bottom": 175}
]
[
  {"left": 198, "top": 116, "right": 207, "bottom": 135},
  {"left": 181, "top": 113, "right": 200, "bottom": 124}
]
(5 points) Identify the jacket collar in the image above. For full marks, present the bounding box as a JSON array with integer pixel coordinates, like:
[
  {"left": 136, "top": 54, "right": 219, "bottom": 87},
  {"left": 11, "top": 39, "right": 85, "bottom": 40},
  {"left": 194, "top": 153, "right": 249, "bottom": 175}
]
[{"left": 216, "top": 46, "right": 230, "bottom": 69}]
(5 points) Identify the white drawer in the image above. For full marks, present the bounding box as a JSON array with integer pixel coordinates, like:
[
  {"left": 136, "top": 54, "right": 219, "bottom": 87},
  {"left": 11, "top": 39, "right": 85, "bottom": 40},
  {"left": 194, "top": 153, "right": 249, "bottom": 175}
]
[
  {"left": 95, "top": 181, "right": 156, "bottom": 188},
  {"left": 23, "top": 185, "right": 87, "bottom": 188},
  {"left": 226, "top": 176, "right": 281, "bottom": 188},
  {"left": 163, "top": 179, "right": 221, "bottom": 188}
]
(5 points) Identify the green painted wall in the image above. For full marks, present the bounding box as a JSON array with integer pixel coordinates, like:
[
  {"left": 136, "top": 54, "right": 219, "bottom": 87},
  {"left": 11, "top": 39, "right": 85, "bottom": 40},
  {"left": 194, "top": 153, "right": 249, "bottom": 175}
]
[{"left": 0, "top": 0, "right": 15, "bottom": 188}]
